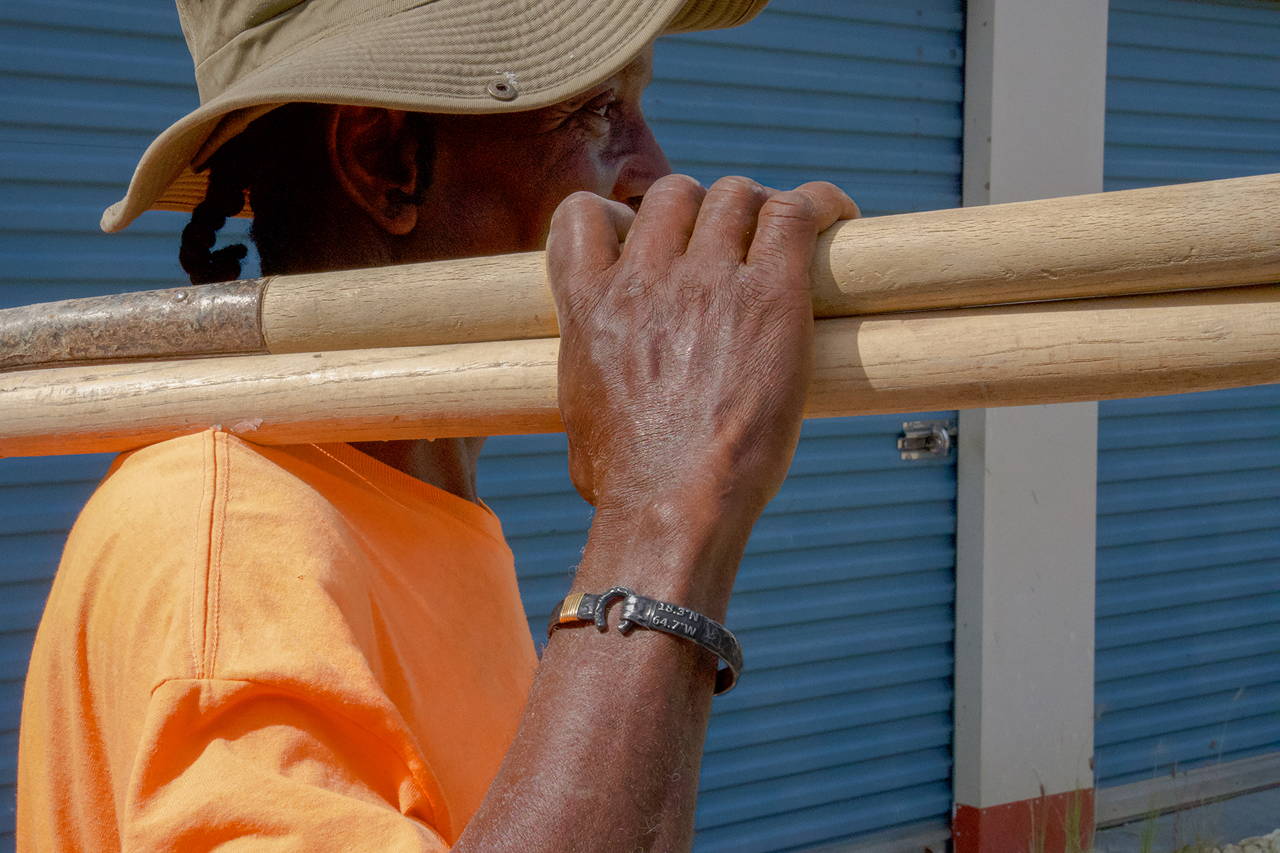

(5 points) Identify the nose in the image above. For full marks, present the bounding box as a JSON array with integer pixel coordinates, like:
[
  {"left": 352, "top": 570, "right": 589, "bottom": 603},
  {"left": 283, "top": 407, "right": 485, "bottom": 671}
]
[{"left": 611, "top": 115, "right": 672, "bottom": 211}]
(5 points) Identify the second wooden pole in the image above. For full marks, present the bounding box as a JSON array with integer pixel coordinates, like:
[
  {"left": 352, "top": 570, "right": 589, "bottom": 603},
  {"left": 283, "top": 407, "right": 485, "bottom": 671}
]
[{"left": 3, "top": 285, "right": 1277, "bottom": 458}]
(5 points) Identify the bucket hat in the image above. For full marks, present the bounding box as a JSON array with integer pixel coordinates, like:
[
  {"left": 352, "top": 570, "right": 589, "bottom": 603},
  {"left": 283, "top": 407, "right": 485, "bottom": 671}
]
[{"left": 101, "top": 0, "right": 769, "bottom": 234}]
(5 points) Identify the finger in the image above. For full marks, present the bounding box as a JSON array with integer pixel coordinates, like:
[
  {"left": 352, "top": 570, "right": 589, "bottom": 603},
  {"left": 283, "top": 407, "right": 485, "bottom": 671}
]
[
  {"left": 746, "top": 182, "right": 859, "bottom": 287},
  {"left": 546, "top": 192, "right": 635, "bottom": 308},
  {"left": 788, "top": 180, "right": 859, "bottom": 223},
  {"left": 685, "top": 175, "right": 770, "bottom": 264},
  {"left": 620, "top": 173, "right": 705, "bottom": 264}
]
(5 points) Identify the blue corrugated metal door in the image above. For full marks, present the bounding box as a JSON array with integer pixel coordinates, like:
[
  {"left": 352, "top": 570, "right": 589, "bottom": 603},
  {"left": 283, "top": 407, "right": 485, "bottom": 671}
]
[
  {"left": 482, "top": 2, "right": 964, "bottom": 849},
  {"left": 0, "top": 1, "right": 963, "bottom": 850},
  {"left": 1095, "top": 0, "right": 1280, "bottom": 789},
  {"left": 0, "top": 5, "right": 233, "bottom": 845}
]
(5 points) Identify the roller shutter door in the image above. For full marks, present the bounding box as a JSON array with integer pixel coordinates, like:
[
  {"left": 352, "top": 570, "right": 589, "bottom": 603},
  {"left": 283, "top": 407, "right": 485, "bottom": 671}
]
[
  {"left": 0, "top": 1, "right": 963, "bottom": 849},
  {"left": 0, "top": 4, "right": 228, "bottom": 845},
  {"left": 483, "top": 2, "right": 964, "bottom": 848},
  {"left": 1095, "top": 0, "right": 1280, "bottom": 789}
]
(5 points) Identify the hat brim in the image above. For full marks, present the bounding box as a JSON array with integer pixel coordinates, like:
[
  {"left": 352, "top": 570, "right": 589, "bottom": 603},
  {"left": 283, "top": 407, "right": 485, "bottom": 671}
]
[{"left": 101, "top": 0, "right": 767, "bottom": 233}]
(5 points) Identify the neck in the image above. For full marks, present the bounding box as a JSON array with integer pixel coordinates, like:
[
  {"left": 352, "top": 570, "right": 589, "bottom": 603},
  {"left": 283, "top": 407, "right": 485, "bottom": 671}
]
[
  {"left": 264, "top": 197, "right": 496, "bottom": 503},
  {"left": 350, "top": 437, "right": 486, "bottom": 504}
]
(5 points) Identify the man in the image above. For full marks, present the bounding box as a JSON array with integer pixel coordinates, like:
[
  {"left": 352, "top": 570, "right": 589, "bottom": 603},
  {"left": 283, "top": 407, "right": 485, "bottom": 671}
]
[{"left": 18, "top": 0, "right": 858, "bottom": 850}]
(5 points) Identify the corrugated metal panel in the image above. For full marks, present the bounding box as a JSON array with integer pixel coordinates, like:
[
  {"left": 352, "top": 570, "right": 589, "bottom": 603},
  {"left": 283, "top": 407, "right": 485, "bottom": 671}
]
[
  {"left": 0, "top": 4, "right": 216, "bottom": 843},
  {"left": 0, "top": 1, "right": 963, "bottom": 849},
  {"left": 1097, "top": 0, "right": 1280, "bottom": 792},
  {"left": 1097, "top": 0, "right": 1280, "bottom": 791},
  {"left": 1105, "top": 0, "right": 1280, "bottom": 190},
  {"left": 482, "top": 418, "right": 958, "bottom": 852},
  {"left": 644, "top": 0, "right": 964, "bottom": 217},
  {"left": 481, "top": 3, "right": 964, "bottom": 848},
  {"left": 1096, "top": 388, "right": 1280, "bottom": 788},
  {"left": 1100, "top": 0, "right": 1280, "bottom": 785}
]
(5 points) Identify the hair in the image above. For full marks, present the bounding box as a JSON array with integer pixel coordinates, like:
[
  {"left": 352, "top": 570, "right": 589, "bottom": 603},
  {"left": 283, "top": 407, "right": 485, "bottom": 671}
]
[
  {"left": 177, "top": 143, "right": 251, "bottom": 285},
  {"left": 178, "top": 103, "right": 435, "bottom": 283}
]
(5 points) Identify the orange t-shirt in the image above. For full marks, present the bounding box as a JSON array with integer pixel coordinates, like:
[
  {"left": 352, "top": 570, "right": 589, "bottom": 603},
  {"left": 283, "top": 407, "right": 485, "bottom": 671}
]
[{"left": 18, "top": 430, "right": 538, "bottom": 851}]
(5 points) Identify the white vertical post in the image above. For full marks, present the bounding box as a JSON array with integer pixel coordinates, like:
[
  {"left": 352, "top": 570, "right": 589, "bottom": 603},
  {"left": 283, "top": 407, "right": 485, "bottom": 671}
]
[{"left": 952, "top": 1, "right": 1109, "bottom": 850}]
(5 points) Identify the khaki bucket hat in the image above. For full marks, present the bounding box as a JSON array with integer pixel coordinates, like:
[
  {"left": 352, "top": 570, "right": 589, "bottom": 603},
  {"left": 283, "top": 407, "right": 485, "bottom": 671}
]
[{"left": 100, "top": 0, "right": 769, "bottom": 234}]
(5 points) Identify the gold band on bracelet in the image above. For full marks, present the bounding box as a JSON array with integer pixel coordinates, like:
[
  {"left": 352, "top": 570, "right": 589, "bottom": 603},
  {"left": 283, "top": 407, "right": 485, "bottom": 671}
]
[{"left": 557, "top": 592, "right": 587, "bottom": 626}]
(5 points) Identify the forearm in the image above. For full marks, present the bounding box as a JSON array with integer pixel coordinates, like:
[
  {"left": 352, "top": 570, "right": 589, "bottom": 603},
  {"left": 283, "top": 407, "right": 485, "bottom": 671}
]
[
  {"left": 457, "top": 173, "right": 856, "bottom": 852},
  {"left": 454, "top": 498, "right": 751, "bottom": 853}
]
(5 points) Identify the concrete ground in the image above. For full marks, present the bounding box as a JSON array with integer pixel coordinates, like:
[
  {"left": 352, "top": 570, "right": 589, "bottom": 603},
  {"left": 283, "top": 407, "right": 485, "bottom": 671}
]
[{"left": 1094, "top": 786, "right": 1280, "bottom": 852}]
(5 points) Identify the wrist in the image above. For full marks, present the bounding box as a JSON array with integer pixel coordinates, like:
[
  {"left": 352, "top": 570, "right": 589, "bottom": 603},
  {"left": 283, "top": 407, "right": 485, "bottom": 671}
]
[
  {"left": 548, "top": 587, "right": 744, "bottom": 694},
  {"left": 574, "top": 495, "right": 753, "bottom": 622}
]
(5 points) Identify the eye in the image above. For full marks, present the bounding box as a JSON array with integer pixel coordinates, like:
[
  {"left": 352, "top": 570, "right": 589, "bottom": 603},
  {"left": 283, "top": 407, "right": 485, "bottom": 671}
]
[{"left": 582, "top": 94, "right": 619, "bottom": 121}]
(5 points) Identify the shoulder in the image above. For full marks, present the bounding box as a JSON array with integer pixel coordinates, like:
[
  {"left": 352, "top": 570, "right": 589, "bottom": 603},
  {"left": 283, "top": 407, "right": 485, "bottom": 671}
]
[
  {"left": 93, "top": 429, "right": 335, "bottom": 515},
  {"left": 84, "top": 429, "right": 362, "bottom": 541},
  {"left": 53, "top": 430, "right": 374, "bottom": 682},
  {"left": 66, "top": 430, "right": 348, "bottom": 575}
]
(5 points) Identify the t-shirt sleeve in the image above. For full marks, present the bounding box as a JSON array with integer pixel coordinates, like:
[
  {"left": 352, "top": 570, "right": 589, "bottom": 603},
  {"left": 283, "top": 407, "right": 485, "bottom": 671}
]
[{"left": 122, "top": 677, "right": 451, "bottom": 852}]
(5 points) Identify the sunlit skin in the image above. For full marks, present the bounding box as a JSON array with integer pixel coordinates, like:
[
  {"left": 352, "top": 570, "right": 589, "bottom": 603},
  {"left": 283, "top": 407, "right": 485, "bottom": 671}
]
[
  {"left": 288, "top": 43, "right": 859, "bottom": 851},
  {"left": 333, "top": 49, "right": 669, "bottom": 499},
  {"left": 420, "top": 51, "right": 670, "bottom": 254}
]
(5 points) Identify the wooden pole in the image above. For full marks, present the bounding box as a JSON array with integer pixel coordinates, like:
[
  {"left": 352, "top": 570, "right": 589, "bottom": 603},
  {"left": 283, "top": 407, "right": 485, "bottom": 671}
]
[
  {"left": 4, "top": 174, "right": 1279, "bottom": 370},
  {"left": 3, "top": 286, "right": 1277, "bottom": 458},
  {"left": 264, "top": 173, "right": 1280, "bottom": 354}
]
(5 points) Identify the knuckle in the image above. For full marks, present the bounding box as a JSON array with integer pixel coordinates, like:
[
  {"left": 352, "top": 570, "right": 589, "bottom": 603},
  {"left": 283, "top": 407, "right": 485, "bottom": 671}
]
[
  {"left": 709, "top": 175, "right": 765, "bottom": 199},
  {"left": 800, "top": 181, "right": 860, "bottom": 216},
  {"left": 557, "top": 190, "right": 606, "bottom": 217},
  {"left": 759, "top": 191, "right": 817, "bottom": 222},
  {"left": 647, "top": 173, "right": 703, "bottom": 200},
  {"left": 619, "top": 266, "right": 663, "bottom": 300},
  {"left": 730, "top": 282, "right": 774, "bottom": 315}
]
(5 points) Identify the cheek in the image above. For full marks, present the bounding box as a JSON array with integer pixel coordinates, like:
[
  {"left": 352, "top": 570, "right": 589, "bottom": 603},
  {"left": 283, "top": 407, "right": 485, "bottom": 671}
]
[{"left": 527, "top": 149, "right": 615, "bottom": 245}]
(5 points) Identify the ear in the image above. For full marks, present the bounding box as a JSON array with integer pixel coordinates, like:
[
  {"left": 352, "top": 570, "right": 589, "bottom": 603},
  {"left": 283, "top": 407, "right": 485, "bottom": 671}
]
[{"left": 324, "top": 106, "right": 422, "bottom": 236}]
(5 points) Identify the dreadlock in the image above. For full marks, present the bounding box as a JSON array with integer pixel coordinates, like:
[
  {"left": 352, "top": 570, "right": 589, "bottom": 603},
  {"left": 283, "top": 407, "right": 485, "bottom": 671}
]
[
  {"left": 178, "top": 148, "right": 250, "bottom": 285},
  {"left": 178, "top": 104, "right": 436, "bottom": 284}
]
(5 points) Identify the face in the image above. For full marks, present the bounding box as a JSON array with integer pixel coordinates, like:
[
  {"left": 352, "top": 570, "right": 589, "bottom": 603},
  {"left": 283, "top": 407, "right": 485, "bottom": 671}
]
[{"left": 412, "top": 47, "right": 670, "bottom": 259}]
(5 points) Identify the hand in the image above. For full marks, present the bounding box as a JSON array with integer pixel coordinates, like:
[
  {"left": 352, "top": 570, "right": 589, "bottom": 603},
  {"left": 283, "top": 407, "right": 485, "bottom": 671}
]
[{"left": 546, "top": 174, "right": 859, "bottom": 522}]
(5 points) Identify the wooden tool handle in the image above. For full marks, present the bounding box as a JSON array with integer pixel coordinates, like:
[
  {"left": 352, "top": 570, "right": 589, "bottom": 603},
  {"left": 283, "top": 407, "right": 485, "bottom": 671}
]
[
  {"left": 4, "top": 286, "right": 1276, "bottom": 458},
  {"left": 264, "top": 173, "right": 1280, "bottom": 354},
  {"left": 3, "top": 173, "right": 1278, "bottom": 371}
]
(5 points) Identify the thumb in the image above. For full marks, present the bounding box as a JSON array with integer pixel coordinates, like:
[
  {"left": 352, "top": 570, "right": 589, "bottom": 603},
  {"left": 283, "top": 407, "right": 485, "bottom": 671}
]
[{"left": 546, "top": 192, "right": 635, "bottom": 317}]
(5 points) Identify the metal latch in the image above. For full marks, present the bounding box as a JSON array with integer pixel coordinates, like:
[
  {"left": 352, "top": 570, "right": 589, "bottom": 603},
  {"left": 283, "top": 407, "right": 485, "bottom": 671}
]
[{"left": 897, "top": 420, "right": 957, "bottom": 460}]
